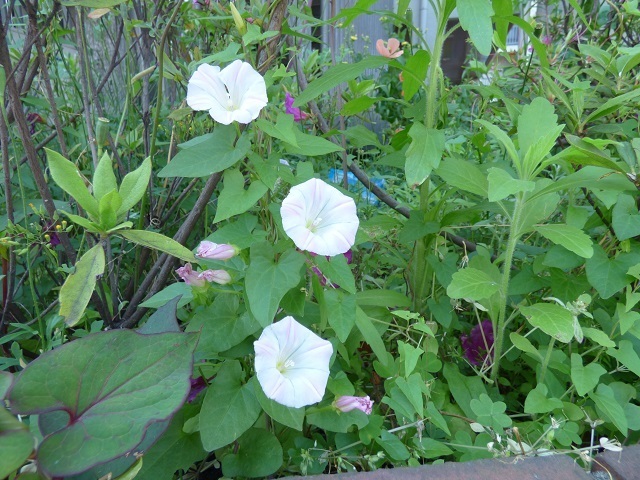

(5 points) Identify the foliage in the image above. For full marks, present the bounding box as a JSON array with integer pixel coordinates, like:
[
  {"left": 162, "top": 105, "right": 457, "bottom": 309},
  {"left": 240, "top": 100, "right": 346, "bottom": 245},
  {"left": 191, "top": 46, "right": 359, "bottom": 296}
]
[{"left": 1, "top": 0, "right": 640, "bottom": 478}]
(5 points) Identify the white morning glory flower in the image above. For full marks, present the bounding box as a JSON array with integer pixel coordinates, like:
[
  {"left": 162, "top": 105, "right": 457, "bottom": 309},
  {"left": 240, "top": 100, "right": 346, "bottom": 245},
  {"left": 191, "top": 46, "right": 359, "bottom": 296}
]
[
  {"left": 280, "top": 178, "right": 359, "bottom": 256},
  {"left": 254, "top": 316, "right": 333, "bottom": 408},
  {"left": 186, "top": 60, "right": 268, "bottom": 125}
]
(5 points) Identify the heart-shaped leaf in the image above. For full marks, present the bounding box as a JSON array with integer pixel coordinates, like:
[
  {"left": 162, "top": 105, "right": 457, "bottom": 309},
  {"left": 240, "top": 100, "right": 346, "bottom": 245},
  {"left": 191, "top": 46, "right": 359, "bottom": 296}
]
[
  {"left": 200, "top": 360, "right": 261, "bottom": 451},
  {"left": 245, "top": 243, "right": 305, "bottom": 327},
  {"left": 586, "top": 245, "right": 639, "bottom": 299},
  {"left": 612, "top": 193, "right": 640, "bottom": 241},
  {"left": 213, "top": 169, "right": 269, "bottom": 223},
  {"left": 524, "top": 384, "right": 563, "bottom": 414},
  {"left": 0, "top": 407, "right": 34, "bottom": 479},
  {"left": 571, "top": 354, "right": 606, "bottom": 396},
  {"left": 535, "top": 224, "right": 593, "bottom": 258},
  {"left": 447, "top": 268, "right": 500, "bottom": 301},
  {"left": 221, "top": 428, "right": 283, "bottom": 478},
  {"left": 7, "top": 330, "right": 197, "bottom": 477}
]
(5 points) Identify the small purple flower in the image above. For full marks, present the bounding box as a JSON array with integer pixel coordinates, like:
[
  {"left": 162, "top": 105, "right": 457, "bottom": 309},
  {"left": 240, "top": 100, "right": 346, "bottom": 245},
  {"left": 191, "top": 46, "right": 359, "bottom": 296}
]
[
  {"left": 335, "top": 395, "right": 373, "bottom": 414},
  {"left": 192, "top": 0, "right": 210, "bottom": 10},
  {"left": 541, "top": 35, "right": 552, "bottom": 46},
  {"left": 285, "top": 92, "right": 309, "bottom": 122},
  {"left": 26, "top": 112, "right": 44, "bottom": 135},
  {"left": 461, "top": 320, "right": 494, "bottom": 366},
  {"left": 196, "top": 240, "right": 238, "bottom": 260},
  {"left": 187, "top": 376, "right": 208, "bottom": 402}
]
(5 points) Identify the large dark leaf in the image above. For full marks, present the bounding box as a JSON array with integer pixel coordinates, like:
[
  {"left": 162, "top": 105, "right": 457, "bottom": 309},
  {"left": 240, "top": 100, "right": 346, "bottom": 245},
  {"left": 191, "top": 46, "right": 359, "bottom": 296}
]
[{"left": 8, "top": 330, "right": 198, "bottom": 477}]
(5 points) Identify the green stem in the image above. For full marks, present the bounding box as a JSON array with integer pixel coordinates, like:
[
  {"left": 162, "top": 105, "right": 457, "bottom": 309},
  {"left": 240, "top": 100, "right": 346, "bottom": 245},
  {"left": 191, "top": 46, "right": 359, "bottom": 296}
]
[{"left": 490, "top": 194, "right": 525, "bottom": 381}]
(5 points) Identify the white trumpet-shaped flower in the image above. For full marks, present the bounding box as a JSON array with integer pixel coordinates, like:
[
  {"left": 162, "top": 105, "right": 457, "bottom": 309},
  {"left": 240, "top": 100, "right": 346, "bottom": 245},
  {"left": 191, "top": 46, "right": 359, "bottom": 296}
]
[
  {"left": 254, "top": 316, "right": 333, "bottom": 408},
  {"left": 280, "top": 178, "right": 359, "bottom": 256},
  {"left": 186, "top": 60, "right": 267, "bottom": 125}
]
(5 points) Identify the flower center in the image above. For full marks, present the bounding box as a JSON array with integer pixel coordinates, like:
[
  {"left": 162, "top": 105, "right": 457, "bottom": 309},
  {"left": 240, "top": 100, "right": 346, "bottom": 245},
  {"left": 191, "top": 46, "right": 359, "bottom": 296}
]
[
  {"left": 306, "top": 217, "right": 322, "bottom": 232},
  {"left": 277, "top": 357, "right": 295, "bottom": 373}
]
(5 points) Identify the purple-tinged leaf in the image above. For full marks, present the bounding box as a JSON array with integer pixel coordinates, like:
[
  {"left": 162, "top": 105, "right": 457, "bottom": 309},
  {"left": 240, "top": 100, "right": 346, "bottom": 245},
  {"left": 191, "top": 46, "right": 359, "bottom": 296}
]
[{"left": 7, "top": 330, "right": 198, "bottom": 477}]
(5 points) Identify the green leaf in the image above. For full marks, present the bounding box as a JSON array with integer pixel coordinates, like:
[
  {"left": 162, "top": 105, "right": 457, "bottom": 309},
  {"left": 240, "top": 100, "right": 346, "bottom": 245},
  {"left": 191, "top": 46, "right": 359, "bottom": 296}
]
[
  {"left": 355, "top": 307, "right": 389, "bottom": 365},
  {"left": 324, "top": 290, "right": 356, "bottom": 342},
  {"left": 571, "top": 354, "right": 606, "bottom": 396},
  {"left": 402, "top": 50, "right": 429, "bottom": 99},
  {"left": 293, "top": 56, "right": 390, "bottom": 107},
  {"left": 314, "top": 254, "right": 356, "bottom": 294},
  {"left": 612, "top": 193, "right": 640, "bottom": 241},
  {"left": 158, "top": 128, "right": 250, "bottom": 178},
  {"left": 584, "top": 88, "right": 640, "bottom": 124},
  {"left": 446, "top": 268, "right": 500, "bottom": 301},
  {"left": 245, "top": 243, "right": 305, "bottom": 327},
  {"left": 284, "top": 129, "right": 343, "bottom": 156},
  {"left": 306, "top": 408, "right": 369, "bottom": 433},
  {"left": 405, "top": 123, "right": 444, "bottom": 187},
  {"left": 509, "top": 332, "right": 542, "bottom": 360},
  {"left": 608, "top": 340, "right": 640, "bottom": 377},
  {"left": 118, "top": 230, "right": 196, "bottom": 263},
  {"left": 487, "top": 167, "right": 535, "bottom": 201},
  {"left": 534, "top": 224, "right": 593, "bottom": 258},
  {"left": 98, "top": 189, "right": 122, "bottom": 231},
  {"left": 45, "top": 148, "right": 99, "bottom": 218},
  {"left": 187, "top": 295, "right": 261, "bottom": 355},
  {"left": 435, "top": 157, "right": 488, "bottom": 197},
  {"left": 398, "top": 341, "right": 422, "bottom": 378},
  {"left": 200, "top": 360, "right": 261, "bottom": 451},
  {"left": 118, "top": 157, "right": 151, "bottom": 217},
  {"left": 524, "top": 384, "right": 563, "bottom": 414},
  {"left": 395, "top": 374, "right": 424, "bottom": 416},
  {"left": 564, "top": 135, "right": 627, "bottom": 173},
  {"left": 0, "top": 407, "right": 34, "bottom": 479},
  {"left": 139, "top": 283, "right": 193, "bottom": 309},
  {"left": 414, "top": 437, "right": 453, "bottom": 459},
  {"left": 375, "top": 430, "right": 410, "bottom": 461},
  {"left": 0, "top": 371, "right": 12, "bottom": 400},
  {"left": 470, "top": 394, "right": 512, "bottom": 430},
  {"left": 356, "top": 290, "right": 411, "bottom": 308},
  {"left": 457, "top": 0, "right": 494, "bottom": 55},
  {"left": 475, "top": 120, "right": 519, "bottom": 164},
  {"left": 591, "top": 384, "right": 628, "bottom": 435},
  {"left": 135, "top": 410, "right": 206, "bottom": 480},
  {"left": 59, "top": 243, "right": 105, "bottom": 327},
  {"left": 251, "top": 377, "right": 304, "bottom": 430},
  {"left": 93, "top": 152, "right": 117, "bottom": 202},
  {"left": 341, "top": 96, "right": 377, "bottom": 116},
  {"left": 442, "top": 364, "right": 487, "bottom": 419},
  {"left": 256, "top": 113, "right": 298, "bottom": 147},
  {"left": 213, "top": 169, "right": 269, "bottom": 223},
  {"left": 61, "top": 211, "right": 102, "bottom": 233},
  {"left": 222, "top": 428, "right": 283, "bottom": 478},
  {"left": 520, "top": 303, "right": 574, "bottom": 343},
  {"left": 8, "top": 330, "right": 197, "bottom": 477},
  {"left": 138, "top": 296, "right": 181, "bottom": 334},
  {"left": 586, "top": 245, "right": 639, "bottom": 299},
  {"left": 583, "top": 327, "right": 616, "bottom": 348},
  {"left": 518, "top": 98, "right": 559, "bottom": 157}
]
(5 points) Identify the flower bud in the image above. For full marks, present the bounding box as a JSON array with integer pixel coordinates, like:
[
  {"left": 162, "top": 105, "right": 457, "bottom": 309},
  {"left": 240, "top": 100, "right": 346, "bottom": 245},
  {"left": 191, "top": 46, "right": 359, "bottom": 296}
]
[
  {"left": 229, "top": 3, "right": 247, "bottom": 36},
  {"left": 196, "top": 241, "right": 239, "bottom": 260},
  {"left": 334, "top": 395, "right": 373, "bottom": 414},
  {"left": 199, "top": 269, "right": 232, "bottom": 285}
]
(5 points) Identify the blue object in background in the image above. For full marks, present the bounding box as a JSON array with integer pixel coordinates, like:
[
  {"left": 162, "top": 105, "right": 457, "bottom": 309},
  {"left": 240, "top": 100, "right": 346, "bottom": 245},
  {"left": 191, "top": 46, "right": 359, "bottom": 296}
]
[{"left": 328, "top": 168, "right": 385, "bottom": 206}]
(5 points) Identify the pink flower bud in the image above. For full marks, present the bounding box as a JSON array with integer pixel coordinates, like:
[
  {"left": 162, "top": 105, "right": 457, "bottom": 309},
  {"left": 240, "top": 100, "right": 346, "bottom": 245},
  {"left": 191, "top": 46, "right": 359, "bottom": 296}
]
[
  {"left": 196, "top": 240, "right": 239, "bottom": 260},
  {"left": 334, "top": 395, "right": 373, "bottom": 414},
  {"left": 176, "top": 263, "right": 206, "bottom": 287},
  {"left": 198, "top": 269, "right": 232, "bottom": 285}
]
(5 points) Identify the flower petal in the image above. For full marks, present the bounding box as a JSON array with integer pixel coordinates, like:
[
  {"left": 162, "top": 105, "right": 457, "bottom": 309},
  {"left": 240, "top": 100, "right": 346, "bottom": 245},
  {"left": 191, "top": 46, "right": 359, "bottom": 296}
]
[
  {"left": 281, "top": 179, "right": 359, "bottom": 256},
  {"left": 254, "top": 316, "right": 333, "bottom": 408},
  {"left": 387, "top": 38, "right": 401, "bottom": 53}
]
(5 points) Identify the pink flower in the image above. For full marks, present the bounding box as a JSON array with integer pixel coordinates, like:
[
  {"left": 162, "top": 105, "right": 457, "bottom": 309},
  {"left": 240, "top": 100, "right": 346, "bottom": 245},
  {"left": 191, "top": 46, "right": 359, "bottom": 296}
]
[
  {"left": 281, "top": 178, "right": 359, "bottom": 256},
  {"left": 176, "top": 263, "right": 205, "bottom": 287},
  {"left": 376, "top": 38, "right": 403, "bottom": 59},
  {"left": 196, "top": 240, "right": 238, "bottom": 260},
  {"left": 176, "top": 263, "right": 232, "bottom": 286},
  {"left": 335, "top": 395, "right": 373, "bottom": 414},
  {"left": 198, "top": 269, "right": 232, "bottom": 285},
  {"left": 285, "top": 92, "right": 309, "bottom": 122}
]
